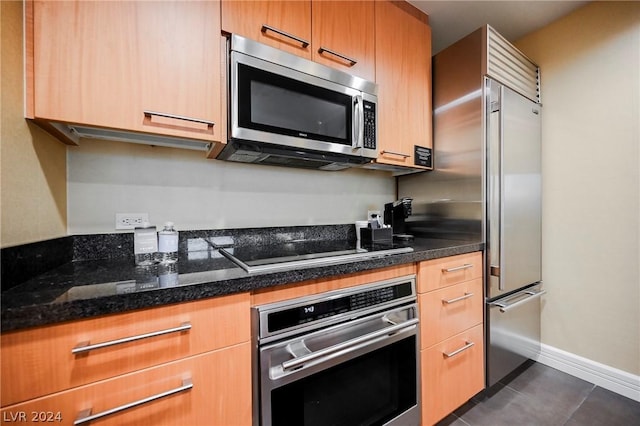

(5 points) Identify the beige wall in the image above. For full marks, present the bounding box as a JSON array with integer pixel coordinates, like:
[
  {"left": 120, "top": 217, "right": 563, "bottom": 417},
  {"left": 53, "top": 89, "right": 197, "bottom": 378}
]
[
  {"left": 1, "top": 0, "right": 67, "bottom": 248},
  {"left": 66, "top": 141, "right": 395, "bottom": 234},
  {"left": 516, "top": 1, "right": 640, "bottom": 375}
]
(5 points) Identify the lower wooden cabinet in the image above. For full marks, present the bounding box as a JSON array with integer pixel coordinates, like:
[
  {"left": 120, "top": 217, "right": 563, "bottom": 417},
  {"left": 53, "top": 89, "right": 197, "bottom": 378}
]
[
  {"left": 1, "top": 343, "right": 251, "bottom": 426},
  {"left": 1, "top": 293, "right": 250, "bottom": 407},
  {"left": 421, "top": 325, "right": 484, "bottom": 425},
  {"left": 418, "top": 252, "right": 485, "bottom": 425}
]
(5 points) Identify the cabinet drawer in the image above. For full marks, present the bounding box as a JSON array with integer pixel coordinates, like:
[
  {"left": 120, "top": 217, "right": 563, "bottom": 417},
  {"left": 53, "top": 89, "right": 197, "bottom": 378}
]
[
  {"left": 1, "top": 293, "right": 250, "bottom": 406},
  {"left": 419, "top": 278, "right": 483, "bottom": 349},
  {"left": 1, "top": 343, "right": 252, "bottom": 426},
  {"left": 418, "top": 252, "right": 483, "bottom": 292},
  {"left": 422, "top": 324, "right": 484, "bottom": 426}
]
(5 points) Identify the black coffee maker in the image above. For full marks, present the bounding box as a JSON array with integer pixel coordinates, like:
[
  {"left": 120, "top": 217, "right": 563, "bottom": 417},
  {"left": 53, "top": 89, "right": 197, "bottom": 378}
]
[{"left": 384, "top": 197, "right": 413, "bottom": 240}]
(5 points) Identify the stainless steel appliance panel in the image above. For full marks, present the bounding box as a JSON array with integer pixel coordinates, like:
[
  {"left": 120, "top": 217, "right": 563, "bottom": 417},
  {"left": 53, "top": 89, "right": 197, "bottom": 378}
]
[
  {"left": 253, "top": 277, "right": 420, "bottom": 426},
  {"left": 487, "top": 79, "right": 542, "bottom": 299},
  {"left": 487, "top": 283, "right": 546, "bottom": 386},
  {"left": 398, "top": 25, "right": 544, "bottom": 391},
  {"left": 397, "top": 80, "right": 484, "bottom": 241},
  {"left": 223, "top": 34, "right": 378, "bottom": 169}
]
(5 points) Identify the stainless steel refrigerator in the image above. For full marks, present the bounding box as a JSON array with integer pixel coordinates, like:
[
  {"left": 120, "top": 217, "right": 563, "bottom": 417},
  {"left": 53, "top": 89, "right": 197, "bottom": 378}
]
[{"left": 398, "top": 25, "right": 545, "bottom": 388}]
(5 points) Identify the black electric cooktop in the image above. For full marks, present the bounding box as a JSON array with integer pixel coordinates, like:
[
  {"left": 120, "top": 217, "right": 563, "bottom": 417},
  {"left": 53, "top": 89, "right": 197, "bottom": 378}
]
[{"left": 216, "top": 239, "right": 413, "bottom": 274}]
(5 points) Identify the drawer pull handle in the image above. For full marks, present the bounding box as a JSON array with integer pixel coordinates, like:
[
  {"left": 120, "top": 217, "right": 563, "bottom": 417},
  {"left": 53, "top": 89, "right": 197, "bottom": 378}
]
[
  {"left": 143, "top": 110, "right": 215, "bottom": 134},
  {"left": 261, "top": 24, "right": 310, "bottom": 48},
  {"left": 442, "top": 263, "right": 473, "bottom": 273},
  {"left": 72, "top": 322, "right": 192, "bottom": 354},
  {"left": 74, "top": 378, "right": 193, "bottom": 425},
  {"left": 381, "top": 150, "right": 411, "bottom": 158},
  {"left": 443, "top": 341, "right": 475, "bottom": 358},
  {"left": 442, "top": 292, "right": 474, "bottom": 305},
  {"left": 318, "top": 47, "right": 357, "bottom": 65}
]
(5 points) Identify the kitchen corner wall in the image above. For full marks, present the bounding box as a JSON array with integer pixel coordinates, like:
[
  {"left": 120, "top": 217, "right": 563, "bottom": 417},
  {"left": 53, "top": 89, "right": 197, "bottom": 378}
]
[
  {"left": 1, "top": 1, "right": 67, "bottom": 248},
  {"left": 66, "top": 141, "right": 395, "bottom": 234},
  {"left": 516, "top": 2, "right": 640, "bottom": 375}
]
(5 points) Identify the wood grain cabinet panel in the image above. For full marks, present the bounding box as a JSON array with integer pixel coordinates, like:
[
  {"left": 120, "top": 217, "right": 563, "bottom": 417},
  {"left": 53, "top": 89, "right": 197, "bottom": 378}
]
[
  {"left": 418, "top": 251, "right": 484, "bottom": 425},
  {"left": 1, "top": 294, "right": 250, "bottom": 407},
  {"left": 311, "top": 1, "right": 375, "bottom": 81},
  {"left": 28, "top": 0, "right": 223, "bottom": 144},
  {"left": 420, "top": 278, "right": 483, "bottom": 349},
  {"left": 222, "top": 0, "right": 312, "bottom": 58},
  {"left": 418, "top": 251, "right": 483, "bottom": 293},
  {"left": 222, "top": 1, "right": 374, "bottom": 81},
  {"left": 422, "top": 324, "right": 484, "bottom": 426},
  {"left": 374, "top": 0, "right": 432, "bottom": 170},
  {"left": 1, "top": 343, "right": 252, "bottom": 426}
]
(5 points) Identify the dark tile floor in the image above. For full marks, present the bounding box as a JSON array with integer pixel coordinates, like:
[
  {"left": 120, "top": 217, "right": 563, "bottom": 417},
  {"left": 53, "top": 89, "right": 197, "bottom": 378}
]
[{"left": 437, "top": 361, "right": 640, "bottom": 426}]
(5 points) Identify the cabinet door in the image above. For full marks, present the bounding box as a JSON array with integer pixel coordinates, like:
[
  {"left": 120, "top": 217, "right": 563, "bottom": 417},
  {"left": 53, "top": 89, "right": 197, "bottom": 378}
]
[
  {"left": 311, "top": 1, "right": 375, "bottom": 81},
  {"left": 1, "top": 344, "right": 252, "bottom": 426},
  {"left": 31, "top": 0, "right": 222, "bottom": 142},
  {"left": 375, "top": 1, "right": 432, "bottom": 169},
  {"left": 222, "top": 0, "right": 311, "bottom": 59},
  {"left": 422, "top": 325, "right": 484, "bottom": 425}
]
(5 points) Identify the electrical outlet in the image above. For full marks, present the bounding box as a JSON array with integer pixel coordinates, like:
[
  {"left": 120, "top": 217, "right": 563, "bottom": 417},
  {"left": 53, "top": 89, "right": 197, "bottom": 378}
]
[{"left": 115, "top": 213, "right": 149, "bottom": 230}]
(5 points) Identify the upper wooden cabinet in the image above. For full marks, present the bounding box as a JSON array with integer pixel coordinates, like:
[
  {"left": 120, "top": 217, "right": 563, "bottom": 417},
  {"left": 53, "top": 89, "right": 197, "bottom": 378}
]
[
  {"left": 311, "top": 1, "right": 375, "bottom": 81},
  {"left": 222, "top": 1, "right": 375, "bottom": 81},
  {"left": 222, "top": 1, "right": 312, "bottom": 58},
  {"left": 27, "top": 0, "right": 224, "bottom": 155},
  {"left": 374, "top": 1, "right": 433, "bottom": 171}
]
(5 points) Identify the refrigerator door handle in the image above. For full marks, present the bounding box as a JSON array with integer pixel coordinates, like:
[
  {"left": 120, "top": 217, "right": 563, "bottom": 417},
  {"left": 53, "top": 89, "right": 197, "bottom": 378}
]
[
  {"left": 487, "top": 80, "right": 505, "bottom": 293},
  {"left": 497, "top": 86, "right": 506, "bottom": 291},
  {"left": 491, "top": 288, "right": 546, "bottom": 313}
]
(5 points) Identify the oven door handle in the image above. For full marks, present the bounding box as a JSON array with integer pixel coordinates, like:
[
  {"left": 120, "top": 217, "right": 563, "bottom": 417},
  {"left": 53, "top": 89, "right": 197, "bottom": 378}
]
[{"left": 281, "top": 318, "right": 419, "bottom": 371}]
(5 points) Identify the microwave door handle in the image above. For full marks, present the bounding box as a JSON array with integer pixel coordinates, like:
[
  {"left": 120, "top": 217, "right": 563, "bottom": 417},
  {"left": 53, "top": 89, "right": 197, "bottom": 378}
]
[{"left": 352, "top": 95, "right": 364, "bottom": 149}]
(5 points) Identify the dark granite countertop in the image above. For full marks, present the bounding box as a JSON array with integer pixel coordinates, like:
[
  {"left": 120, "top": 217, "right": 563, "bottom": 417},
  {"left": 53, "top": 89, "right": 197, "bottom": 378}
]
[{"left": 1, "top": 225, "right": 482, "bottom": 332}]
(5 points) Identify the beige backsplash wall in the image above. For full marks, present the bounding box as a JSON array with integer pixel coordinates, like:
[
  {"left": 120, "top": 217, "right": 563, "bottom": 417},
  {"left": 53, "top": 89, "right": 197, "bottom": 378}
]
[
  {"left": 516, "top": 1, "right": 640, "bottom": 375},
  {"left": 66, "top": 141, "right": 395, "bottom": 234},
  {"left": 1, "top": 1, "right": 67, "bottom": 248}
]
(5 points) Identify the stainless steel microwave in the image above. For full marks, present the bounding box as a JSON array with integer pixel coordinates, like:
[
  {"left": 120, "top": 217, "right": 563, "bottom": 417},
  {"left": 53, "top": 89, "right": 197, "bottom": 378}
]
[{"left": 218, "top": 35, "right": 378, "bottom": 171}]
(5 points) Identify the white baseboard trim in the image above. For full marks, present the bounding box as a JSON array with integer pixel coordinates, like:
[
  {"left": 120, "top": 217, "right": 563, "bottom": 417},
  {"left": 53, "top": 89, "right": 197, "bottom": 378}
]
[{"left": 535, "top": 343, "right": 640, "bottom": 402}]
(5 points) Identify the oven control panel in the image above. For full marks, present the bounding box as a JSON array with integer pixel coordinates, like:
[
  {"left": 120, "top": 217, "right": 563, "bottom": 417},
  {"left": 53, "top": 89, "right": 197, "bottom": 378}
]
[{"left": 262, "top": 278, "right": 414, "bottom": 336}]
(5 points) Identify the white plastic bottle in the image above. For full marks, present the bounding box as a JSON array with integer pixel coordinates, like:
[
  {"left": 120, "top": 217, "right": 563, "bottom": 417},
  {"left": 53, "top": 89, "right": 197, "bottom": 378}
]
[
  {"left": 158, "top": 222, "right": 179, "bottom": 264},
  {"left": 134, "top": 222, "right": 158, "bottom": 266}
]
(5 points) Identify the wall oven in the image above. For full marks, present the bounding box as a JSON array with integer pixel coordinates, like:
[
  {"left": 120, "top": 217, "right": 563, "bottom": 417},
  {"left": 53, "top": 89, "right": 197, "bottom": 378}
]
[
  {"left": 219, "top": 35, "right": 378, "bottom": 171},
  {"left": 252, "top": 276, "right": 420, "bottom": 426}
]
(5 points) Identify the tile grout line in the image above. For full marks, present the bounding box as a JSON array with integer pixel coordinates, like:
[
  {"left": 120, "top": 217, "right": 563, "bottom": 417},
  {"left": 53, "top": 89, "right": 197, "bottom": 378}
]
[
  {"left": 562, "top": 383, "right": 597, "bottom": 426},
  {"left": 454, "top": 413, "right": 473, "bottom": 426}
]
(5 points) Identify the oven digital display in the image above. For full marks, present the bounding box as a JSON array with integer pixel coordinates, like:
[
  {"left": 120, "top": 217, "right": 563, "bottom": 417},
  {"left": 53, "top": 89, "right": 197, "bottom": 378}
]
[{"left": 267, "top": 282, "right": 412, "bottom": 333}]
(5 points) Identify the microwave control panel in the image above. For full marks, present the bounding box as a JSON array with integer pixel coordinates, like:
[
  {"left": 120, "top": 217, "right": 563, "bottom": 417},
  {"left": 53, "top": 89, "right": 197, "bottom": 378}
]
[{"left": 363, "top": 101, "right": 377, "bottom": 150}]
